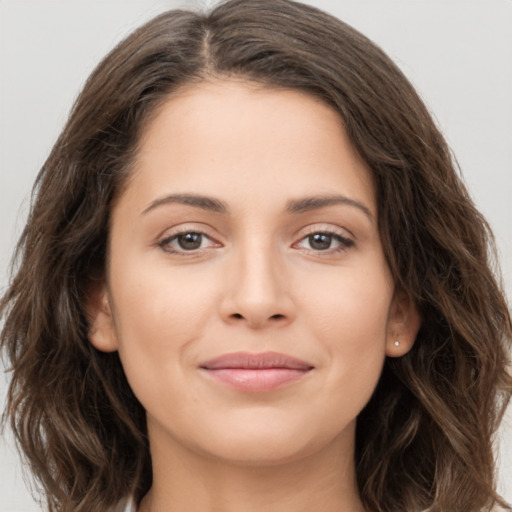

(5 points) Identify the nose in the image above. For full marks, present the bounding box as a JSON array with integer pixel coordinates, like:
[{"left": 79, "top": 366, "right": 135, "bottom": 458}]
[{"left": 219, "top": 243, "right": 295, "bottom": 329}]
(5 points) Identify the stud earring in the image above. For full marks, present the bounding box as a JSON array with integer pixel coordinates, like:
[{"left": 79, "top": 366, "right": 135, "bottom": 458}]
[{"left": 394, "top": 340, "right": 400, "bottom": 347}]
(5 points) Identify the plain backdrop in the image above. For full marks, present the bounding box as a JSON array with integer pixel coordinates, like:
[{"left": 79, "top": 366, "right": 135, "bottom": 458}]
[{"left": 1, "top": 1, "right": 511, "bottom": 510}]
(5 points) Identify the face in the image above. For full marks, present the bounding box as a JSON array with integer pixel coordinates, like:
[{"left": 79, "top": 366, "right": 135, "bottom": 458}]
[{"left": 89, "top": 80, "right": 419, "bottom": 466}]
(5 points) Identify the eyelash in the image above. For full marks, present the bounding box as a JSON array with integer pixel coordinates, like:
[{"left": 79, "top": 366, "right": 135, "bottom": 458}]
[
  {"left": 158, "top": 230, "right": 219, "bottom": 256},
  {"left": 158, "top": 228, "right": 354, "bottom": 256},
  {"left": 293, "top": 230, "right": 354, "bottom": 254}
]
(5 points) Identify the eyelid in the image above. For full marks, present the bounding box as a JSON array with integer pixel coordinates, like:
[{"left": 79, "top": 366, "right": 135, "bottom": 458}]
[
  {"left": 156, "top": 222, "right": 219, "bottom": 241},
  {"left": 292, "top": 224, "right": 355, "bottom": 253},
  {"left": 296, "top": 224, "right": 354, "bottom": 241},
  {"left": 157, "top": 224, "right": 223, "bottom": 255},
  {"left": 155, "top": 223, "right": 355, "bottom": 256}
]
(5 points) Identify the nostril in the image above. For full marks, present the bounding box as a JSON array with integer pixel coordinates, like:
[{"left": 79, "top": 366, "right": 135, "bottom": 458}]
[{"left": 230, "top": 313, "right": 285, "bottom": 321}]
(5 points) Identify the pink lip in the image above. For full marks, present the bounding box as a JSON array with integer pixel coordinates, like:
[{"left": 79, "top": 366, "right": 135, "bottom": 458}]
[{"left": 199, "top": 351, "right": 314, "bottom": 392}]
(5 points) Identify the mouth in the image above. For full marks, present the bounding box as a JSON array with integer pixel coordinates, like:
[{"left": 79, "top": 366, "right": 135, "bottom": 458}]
[{"left": 199, "top": 351, "right": 314, "bottom": 392}]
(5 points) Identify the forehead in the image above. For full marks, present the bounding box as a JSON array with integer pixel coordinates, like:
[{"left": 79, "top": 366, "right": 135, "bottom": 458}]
[{"left": 124, "top": 79, "right": 375, "bottom": 216}]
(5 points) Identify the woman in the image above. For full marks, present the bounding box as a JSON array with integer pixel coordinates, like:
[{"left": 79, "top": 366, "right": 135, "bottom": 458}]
[{"left": 1, "top": 0, "right": 511, "bottom": 511}]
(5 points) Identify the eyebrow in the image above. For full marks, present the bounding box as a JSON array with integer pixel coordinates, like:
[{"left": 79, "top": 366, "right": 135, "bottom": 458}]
[
  {"left": 286, "top": 194, "right": 373, "bottom": 220},
  {"left": 141, "top": 192, "right": 372, "bottom": 220},
  {"left": 142, "top": 193, "right": 228, "bottom": 215}
]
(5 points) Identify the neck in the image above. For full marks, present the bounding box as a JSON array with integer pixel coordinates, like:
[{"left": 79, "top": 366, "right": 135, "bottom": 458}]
[{"left": 138, "top": 421, "right": 365, "bottom": 512}]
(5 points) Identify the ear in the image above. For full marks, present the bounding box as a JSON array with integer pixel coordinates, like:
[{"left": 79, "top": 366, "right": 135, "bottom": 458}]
[
  {"left": 85, "top": 281, "right": 119, "bottom": 353},
  {"left": 386, "top": 289, "right": 421, "bottom": 357}
]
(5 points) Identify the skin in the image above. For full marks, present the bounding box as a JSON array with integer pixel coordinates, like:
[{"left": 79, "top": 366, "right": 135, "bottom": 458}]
[{"left": 89, "top": 80, "right": 420, "bottom": 512}]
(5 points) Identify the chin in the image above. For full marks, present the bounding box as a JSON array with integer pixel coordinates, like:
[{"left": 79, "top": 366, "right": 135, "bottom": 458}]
[
  {"left": 196, "top": 438, "right": 315, "bottom": 467},
  {"left": 185, "top": 415, "right": 351, "bottom": 467}
]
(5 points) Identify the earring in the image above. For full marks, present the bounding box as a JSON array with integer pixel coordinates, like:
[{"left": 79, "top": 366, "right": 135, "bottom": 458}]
[{"left": 394, "top": 340, "right": 400, "bottom": 347}]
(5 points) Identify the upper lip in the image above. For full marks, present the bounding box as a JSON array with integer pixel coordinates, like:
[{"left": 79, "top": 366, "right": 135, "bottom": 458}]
[{"left": 199, "top": 351, "right": 314, "bottom": 370}]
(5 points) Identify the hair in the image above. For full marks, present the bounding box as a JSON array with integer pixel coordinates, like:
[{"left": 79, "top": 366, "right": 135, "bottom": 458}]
[{"left": 1, "top": 0, "right": 511, "bottom": 511}]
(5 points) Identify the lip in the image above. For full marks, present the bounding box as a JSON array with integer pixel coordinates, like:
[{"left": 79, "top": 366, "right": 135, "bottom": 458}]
[{"left": 199, "top": 351, "right": 314, "bottom": 392}]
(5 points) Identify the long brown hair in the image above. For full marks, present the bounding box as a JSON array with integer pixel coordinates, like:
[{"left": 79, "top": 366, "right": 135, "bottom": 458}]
[{"left": 1, "top": 1, "right": 511, "bottom": 511}]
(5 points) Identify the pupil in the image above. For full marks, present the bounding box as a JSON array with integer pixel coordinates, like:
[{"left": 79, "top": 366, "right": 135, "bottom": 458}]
[
  {"left": 309, "top": 233, "right": 331, "bottom": 250},
  {"left": 178, "top": 233, "right": 202, "bottom": 250}
]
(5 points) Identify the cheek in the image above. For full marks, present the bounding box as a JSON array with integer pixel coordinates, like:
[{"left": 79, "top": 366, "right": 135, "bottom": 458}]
[
  {"left": 108, "top": 258, "right": 222, "bottom": 395},
  {"left": 300, "top": 262, "right": 392, "bottom": 396},
  {"left": 302, "top": 260, "right": 392, "bottom": 342},
  {"left": 112, "top": 255, "right": 220, "bottom": 335}
]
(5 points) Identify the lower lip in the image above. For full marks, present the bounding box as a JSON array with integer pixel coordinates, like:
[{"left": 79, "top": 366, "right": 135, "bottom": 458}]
[{"left": 200, "top": 368, "right": 311, "bottom": 392}]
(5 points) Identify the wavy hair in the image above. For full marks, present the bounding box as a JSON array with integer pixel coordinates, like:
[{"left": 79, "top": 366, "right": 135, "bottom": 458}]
[{"left": 1, "top": 0, "right": 511, "bottom": 511}]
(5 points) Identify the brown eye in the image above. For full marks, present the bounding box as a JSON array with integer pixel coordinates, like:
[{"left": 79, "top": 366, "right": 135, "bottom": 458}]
[
  {"left": 159, "top": 231, "right": 219, "bottom": 254},
  {"left": 176, "top": 232, "right": 203, "bottom": 250},
  {"left": 294, "top": 231, "right": 354, "bottom": 253},
  {"left": 308, "top": 233, "right": 333, "bottom": 251}
]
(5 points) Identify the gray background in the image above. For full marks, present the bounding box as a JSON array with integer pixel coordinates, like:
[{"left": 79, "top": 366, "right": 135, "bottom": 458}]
[{"left": 1, "top": 1, "right": 511, "bottom": 510}]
